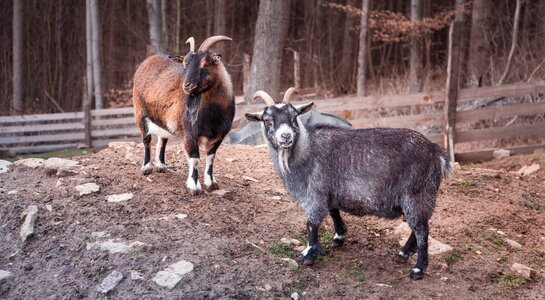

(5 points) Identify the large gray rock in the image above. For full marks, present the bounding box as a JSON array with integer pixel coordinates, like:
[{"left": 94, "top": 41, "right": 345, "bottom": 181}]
[
  {"left": 393, "top": 222, "right": 453, "bottom": 255},
  {"left": 0, "top": 160, "right": 13, "bottom": 174},
  {"left": 44, "top": 158, "right": 79, "bottom": 175},
  {"left": 20, "top": 205, "right": 38, "bottom": 242},
  {"left": 96, "top": 270, "right": 124, "bottom": 294},
  {"left": 14, "top": 158, "right": 45, "bottom": 168},
  {"left": 75, "top": 182, "right": 100, "bottom": 196},
  {"left": 86, "top": 240, "right": 152, "bottom": 254},
  {"left": 152, "top": 260, "right": 194, "bottom": 289},
  {"left": 229, "top": 110, "right": 352, "bottom": 146},
  {"left": 0, "top": 270, "right": 12, "bottom": 282}
]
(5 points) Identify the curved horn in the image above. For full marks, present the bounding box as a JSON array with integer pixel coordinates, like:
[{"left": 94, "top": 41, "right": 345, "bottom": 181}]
[
  {"left": 253, "top": 91, "right": 276, "bottom": 107},
  {"left": 198, "top": 35, "right": 232, "bottom": 51},
  {"left": 185, "top": 37, "right": 195, "bottom": 52},
  {"left": 282, "top": 87, "right": 298, "bottom": 103}
]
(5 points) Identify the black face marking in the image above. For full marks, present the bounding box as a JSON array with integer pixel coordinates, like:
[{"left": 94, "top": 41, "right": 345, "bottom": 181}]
[
  {"left": 182, "top": 52, "right": 216, "bottom": 94},
  {"left": 261, "top": 105, "right": 301, "bottom": 149}
]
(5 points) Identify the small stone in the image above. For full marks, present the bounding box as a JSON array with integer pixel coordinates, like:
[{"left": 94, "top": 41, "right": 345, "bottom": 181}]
[
  {"left": 46, "top": 205, "right": 52, "bottom": 212},
  {"left": 375, "top": 283, "right": 392, "bottom": 288},
  {"left": 0, "top": 270, "right": 13, "bottom": 282},
  {"left": 504, "top": 238, "right": 522, "bottom": 249},
  {"left": 281, "top": 258, "right": 298, "bottom": 269},
  {"left": 175, "top": 214, "right": 187, "bottom": 220},
  {"left": 394, "top": 222, "right": 452, "bottom": 255},
  {"left": 291, "top": 292, "right": 300, "bottom": 300},
  {"left": 281, "top": 238, "right": 302, "bottom": 246},
  {"left": 440, "top": 276, "right": 448, "bottom": 282},
  {"left": 270, "top": 196, "right": 282, "bottom": 200},
  {"left": 91, "top": 231, "right": 110, "bottom": 238},
  {"left": 0, "top": 160, "right": 13, "bottom": 174},
  {"left": 496, "top": 230, "right": 505, "bottom": 235},
  {"left": 96, "top": 270, "right": 123, "bottom": 294},
  {"left": 8, "top": 190, "right": 18, "bottom": 195},
  {"left": 75, "top": 182, "right": 100, "bottom": 196},
  {"left": 211, "top": 189, "right": 229, "bottom": 196},
  {"left": 516, "top": 163, "right": 540, "bottom": 177},
  {"left": 152, "top": 260, "right": 194, "bottom": 290},
  {"left": 106, "top": 193, "right": 134, "bottom": 203},
  {"left": 14, "top": 158, "right": 45, "bottom": 168},
  {"left": 475, "top": 250, "right": 482, "bottom": 255},
  {"left": 264, "top": 284, "right": 272, "bottom": 291},
  {"left": 510, "top": 263, "right": 536, "bottom": 279},
  {"left": 20, "top": 205, "right": 38, "bottom": 242},
  {"left": 493, "top": 149, "right": 510, "bottom": 159},
  {"left": 225, "top": 158, "right": 238, "bottom": 163},
  {"left": 242, "top": 175, "right": 259, "bottom": 182},
  {"left": 130, "top": 270, "right": 144, "bottom": 281},
  {"left": 86, "top": 240, "right": 151, "bottom": 254},
  {"left": 55, "top": 167, "right": 80, "bottom": 177}
]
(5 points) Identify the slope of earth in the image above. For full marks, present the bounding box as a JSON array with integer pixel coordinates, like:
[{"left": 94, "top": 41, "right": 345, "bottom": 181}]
[{"left": 0, "top": 142, "right": 544, "bottom": 299}]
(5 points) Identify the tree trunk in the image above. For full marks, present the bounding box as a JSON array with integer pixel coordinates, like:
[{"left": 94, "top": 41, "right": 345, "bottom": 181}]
[
  {"left": 161, "top": 0, "right": 167, "bottom": 50},
  {"left": 85, "top": 0, "right": 94, "bottom": 113},
  {"left": 468, "top": 0, "right": 490, "bottom": 87},
  {"left": 214, "top": 0, "right": 227, "bottom": 54},
  {"left": 175, "top": 0, "right": 181, "bottom": 52},
  {"left": 90, "top": 0, "right": 103, "bottom": 109},
  {"left": 11, "top": 0, "right": 23, "bottom": 115},
  {"left": 356, "top": 0, "right": 370, "bottom": 97},
  {"left": 245, "top": 0, "right": 291, "bottom": 103},
  {"left": 498, "top": 0, "right": 522, "bottom": 85},
  {"left": 339, "top": 0, "right": 357, "bottom": 94},
  {"left": 409, "top": 0, "right": 423, "bottom": 93},
  {"left": 146, "top": 0, "right": 163, "bottom": 53}
]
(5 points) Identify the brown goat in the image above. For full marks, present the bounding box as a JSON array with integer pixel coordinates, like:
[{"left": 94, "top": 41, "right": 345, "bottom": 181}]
[{"left": 132, "top": 36, "right": 234, "bottom": 195}]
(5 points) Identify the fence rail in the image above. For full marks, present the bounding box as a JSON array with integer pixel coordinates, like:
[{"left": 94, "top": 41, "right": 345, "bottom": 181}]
[{"left": 1, "top": 82, "right": 544, "bottom": 162}]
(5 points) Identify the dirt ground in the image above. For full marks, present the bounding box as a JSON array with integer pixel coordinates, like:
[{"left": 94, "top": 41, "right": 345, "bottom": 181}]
[{"left": 1, "top": 142, "right": 544, "bottom": 299}]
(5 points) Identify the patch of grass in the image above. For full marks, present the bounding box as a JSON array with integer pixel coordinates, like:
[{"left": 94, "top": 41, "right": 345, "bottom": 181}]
[
  {"left": 370, "top": 227, "right": 386, "bottom": 235},
  {"left": 522, "top": 197, "right": 545, "bottom": 213},
  {"left": 193, "top": 265, "right": 203, "bottom": 273},
  {"left": 222, "top": 258, "right": 233, "bottom": 265},
  {"left": 486, "top": 234, "right": 504, "bottom": 248},
  {"left": 269, "top": 243, "right": 297, "bottom": 259},
  {"left": 346, "top": 265, "right": 366, "bottom": 282},
  {"left": 1, "top": 148, "right": 91, "bottom": 162},
  {"left": 457, "top": 180, "right": 473, "bottom": 190},
  {"left": 442, "top": 251, "right": 462, "bottom": 267},
  {"left": 497, "top": 273, "right": 528, "bottom": 288},
  {"left": 319, "top": 230, "right": 335, "bottom": 246},
  {"left": 513, "top": 223, "right": 529, "bottom": 235}
]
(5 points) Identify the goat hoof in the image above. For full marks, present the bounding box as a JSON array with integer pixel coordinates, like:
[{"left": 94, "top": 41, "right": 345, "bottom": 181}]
[
  {"left": 302, "top": 258, "right": 315, "bottom": 266},
  {"left": 395, "top": 251, "right": 409, "bottom": 263},
  {"left": 205, "top": 182, "right": 219, "bottom": 192},
  {"left": 141, "top": 163, "right": 153, "bottom": 175},
  {"left": 155, "top": 163, "right": 167, "bottom": 173},
  {"left": 331, "top": 238, "right": 345, "bottom": 248},
  {"left": 409, "top": 268, "right": 425, "bottom": 280}
]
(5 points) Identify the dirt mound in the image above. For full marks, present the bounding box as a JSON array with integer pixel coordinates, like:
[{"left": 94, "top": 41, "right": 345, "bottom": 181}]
[{"left": 1, "top": 143, "right": 544, "bottom": 299}]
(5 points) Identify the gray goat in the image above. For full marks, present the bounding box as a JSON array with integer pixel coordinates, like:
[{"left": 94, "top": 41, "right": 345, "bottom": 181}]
[{"left": 245, "top": 88, "right": 451, "bottom": 279}]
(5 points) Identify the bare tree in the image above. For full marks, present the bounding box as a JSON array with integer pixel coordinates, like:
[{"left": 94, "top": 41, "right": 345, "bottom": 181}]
[
  {"left": 146, "top": 0, "right": 163, "bottom": 53},
  {"left": 468, "top": 0, "right": 490, "bottom": 87},
  {"left": 11, "top": 0, "right": 23, "bottom": 115},
  {"left": 498, "top": 0, "right": 523, "bottom": 85},
  {"left": 409, "top": 0, "right": 423, "bottom": 93},
  {"left": 85, "top": 0, "right": 94, "bottom": 111},
  {"left": 246, "top": 0, "right": 291, "bottom": 103},
  {"left": 90, "top": 0, "right": 103, "bottom": 109},
  {"left": 356, "top": 0, "right": 370, "bottom": 97}
]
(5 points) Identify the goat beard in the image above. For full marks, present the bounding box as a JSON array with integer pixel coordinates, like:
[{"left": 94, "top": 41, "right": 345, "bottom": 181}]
[{"left": 277, "top": 148, "right": 291, "bottom": 175}]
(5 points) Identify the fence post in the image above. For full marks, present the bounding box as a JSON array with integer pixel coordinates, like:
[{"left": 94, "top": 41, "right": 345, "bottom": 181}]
[
  {"left": 83, "top": 77, "right": 92, "bottom": 148},
  {"left": 444, "top": 9, "right": 464, "bottom": 162}
]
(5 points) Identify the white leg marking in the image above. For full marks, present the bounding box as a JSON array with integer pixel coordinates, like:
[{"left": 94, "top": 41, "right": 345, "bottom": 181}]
[
  {"left": 155, "top": 139, "right": 167, "bottom": 171},
  {"left": 204, "top": 154, "right": 216, "bottom": 187},
  {"left": 333, "top": 233, "right": 345, "bottom": 240},
  {"left": 141, "top": 162, "right": 152, "bottom": 174},
  {"left": 146, "top": 119, "right": 173, "bottom": 138},
  {"left": 412, "top": 267, "right": 421, "bottom": 273},
  {"left": 186, "top": 158, "right": 201, "bottom": 192},
  {"left": 398, "top": 251, "right": 406, "bottom": 257},
  {"left": 301, "top": 244, "right": 311, "bottom": 256}
]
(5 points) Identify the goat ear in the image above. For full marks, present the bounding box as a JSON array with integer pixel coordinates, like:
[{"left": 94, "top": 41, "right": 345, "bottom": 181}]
[
  {"left": 245, "top": 111, "right": 263, "bottom": 122},
  {"left": 212, "top": 54, "right": 222, "bottom": 64},
  {"left": 294, "top": 102, "right": 314, "bottom": 115}
]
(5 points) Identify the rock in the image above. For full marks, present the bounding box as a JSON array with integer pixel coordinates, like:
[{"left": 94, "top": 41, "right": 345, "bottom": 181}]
[
  {"left": 44, "top": 158, "right": 79, "bottom": 175},
  {"left": 106, "top": 193, "right": 134, "bottom": 203},
  {"left": 281, "top": 258, "right": 298, "bottom": 269},
  {"left": 394, "top": 222, "right": 453, "bottom": 255},
  {"left": 242, "top": 176, "right": 259, "bottom": 182},
  {"left": 46, "top": 205, "right": 52, "bottom": 212},
  {"left": 0, "top": 270, "right": 12, "bottom": 282},
  {"left": 440, "top": 276, "right": 449, "bottom": 282},
  {"left": 0, "top": 160, "right": 13, "bottom": 174},
  {"left": 108, "top": 141, "right": 137, "bottom": 149},
  {"left": 91, "top": 231, "right": 111, "bottom": 238},
  {"left": 8, "top": 190, "right": 18, "bottom": 195},
  {"left": 86, "top": 240, "right": 152, "bottom": 254},
  {"left": 493, "top": 149, "right": 511, "bottom": 159},
  {"left": 75, "top": 182, "right": 100, "bottom": 196},
  {"left": 55, "top": 167, "right": 80, "bottom": 177},
  {"left": 291, "top": 292, "right": 300, "bottom": 300},
  {"left": 225, "top": 158, "right": 238, "bottom": 163},
  {"left": 96, "top": 270, "right": 123, "bottom": 294},
  {"left": 130, "top": 270, "right": 144, "bottom": 281},
  {"left": 504, "top": 238, "right": 522, "bottom": 249},
  {"left": 516, "top": 163, "right": 540, "bottom": 177},
  {"left": 152, "top": 260, "right": 194, "bottom": 290},
  {"left": 510, "top": 263, "right": 537, "bottom": 279},
  {"left": 264, "top": 284, "right": 272, "bottom": 291},
  {"left": 20, "top": 205, "right": 38, "bottom": 242},
  {"left": 281, "top": 237, "right": 302, "bottom": 246},
  {"left": 270, "top": 196, "right": 282, "bottom": 200},
  {"left": 211, "top": 189, "right": 229, "bottom": 196},
  {"left": 14, "top": 158, "right": 45, "bottom": 168},
  {"left": 175, "top": 214, "right": 187, "bottom": 220}
]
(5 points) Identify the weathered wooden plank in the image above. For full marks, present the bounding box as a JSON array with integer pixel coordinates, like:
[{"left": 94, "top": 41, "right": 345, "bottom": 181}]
[
  {"left": 91, "top": 117, "right": 135, "bottom": 127},
  {"left": 457, "top": 102, "right": 545, "bottom": 123},
  {"left": 0, "top": 111, "right": 83, "bottom": 123},
  {"left": 350, "top": 113, "right": 443, "bottom": 129},
  {"left": 91, "top": 127, "right": 141, "bottom": 138},
  {"left": 3, "top": 143, "right": 82, "bottom": 155},
  {"left": 456, "top": 123, "right": 545, "bottom": 143},
  {"left": 0, "top": 132, "right": 85, "bottom": 145},
  {"left": 458, "top": 82, "right": 545, "bottom": 102},
  {"left": 91, "top": 107, "right": 134, "bottom": 116},
  {"left": 0, "top": 122, "right": 84, "bottom": 134},
  {"left": 455, "top": 143, "right": 545, "bottom": 163}
]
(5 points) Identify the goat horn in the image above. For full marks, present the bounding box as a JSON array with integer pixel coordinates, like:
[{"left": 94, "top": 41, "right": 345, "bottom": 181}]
[
  {"left": 253, "top": 91, "right": 276, "bottom": 107},
  {"left": 282, "top": 87, "right": 298, "bottom": 103},
  {"left": 198, "top": 35, "right": 232, "bottom": 52},
  {"left": 185, "top": 37, "right": 195, "bottom": 52}
]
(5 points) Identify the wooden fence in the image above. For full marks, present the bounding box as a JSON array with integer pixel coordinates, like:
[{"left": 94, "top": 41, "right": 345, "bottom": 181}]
[{"left": 1, "top": 82, "right": 544, "bottom": 162}]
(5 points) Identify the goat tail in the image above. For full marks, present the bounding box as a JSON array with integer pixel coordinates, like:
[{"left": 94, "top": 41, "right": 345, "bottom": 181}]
[{"left": 439, "top": 150, "right": 452, "bottom": 179}]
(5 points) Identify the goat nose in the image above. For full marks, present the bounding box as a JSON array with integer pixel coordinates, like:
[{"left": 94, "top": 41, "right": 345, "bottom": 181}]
[
  {"left": 184, "top": 82, "right": 192, "bottom": 88},
  {"left": 281, "top": 133, "right": 292, "bottom": 140}
]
